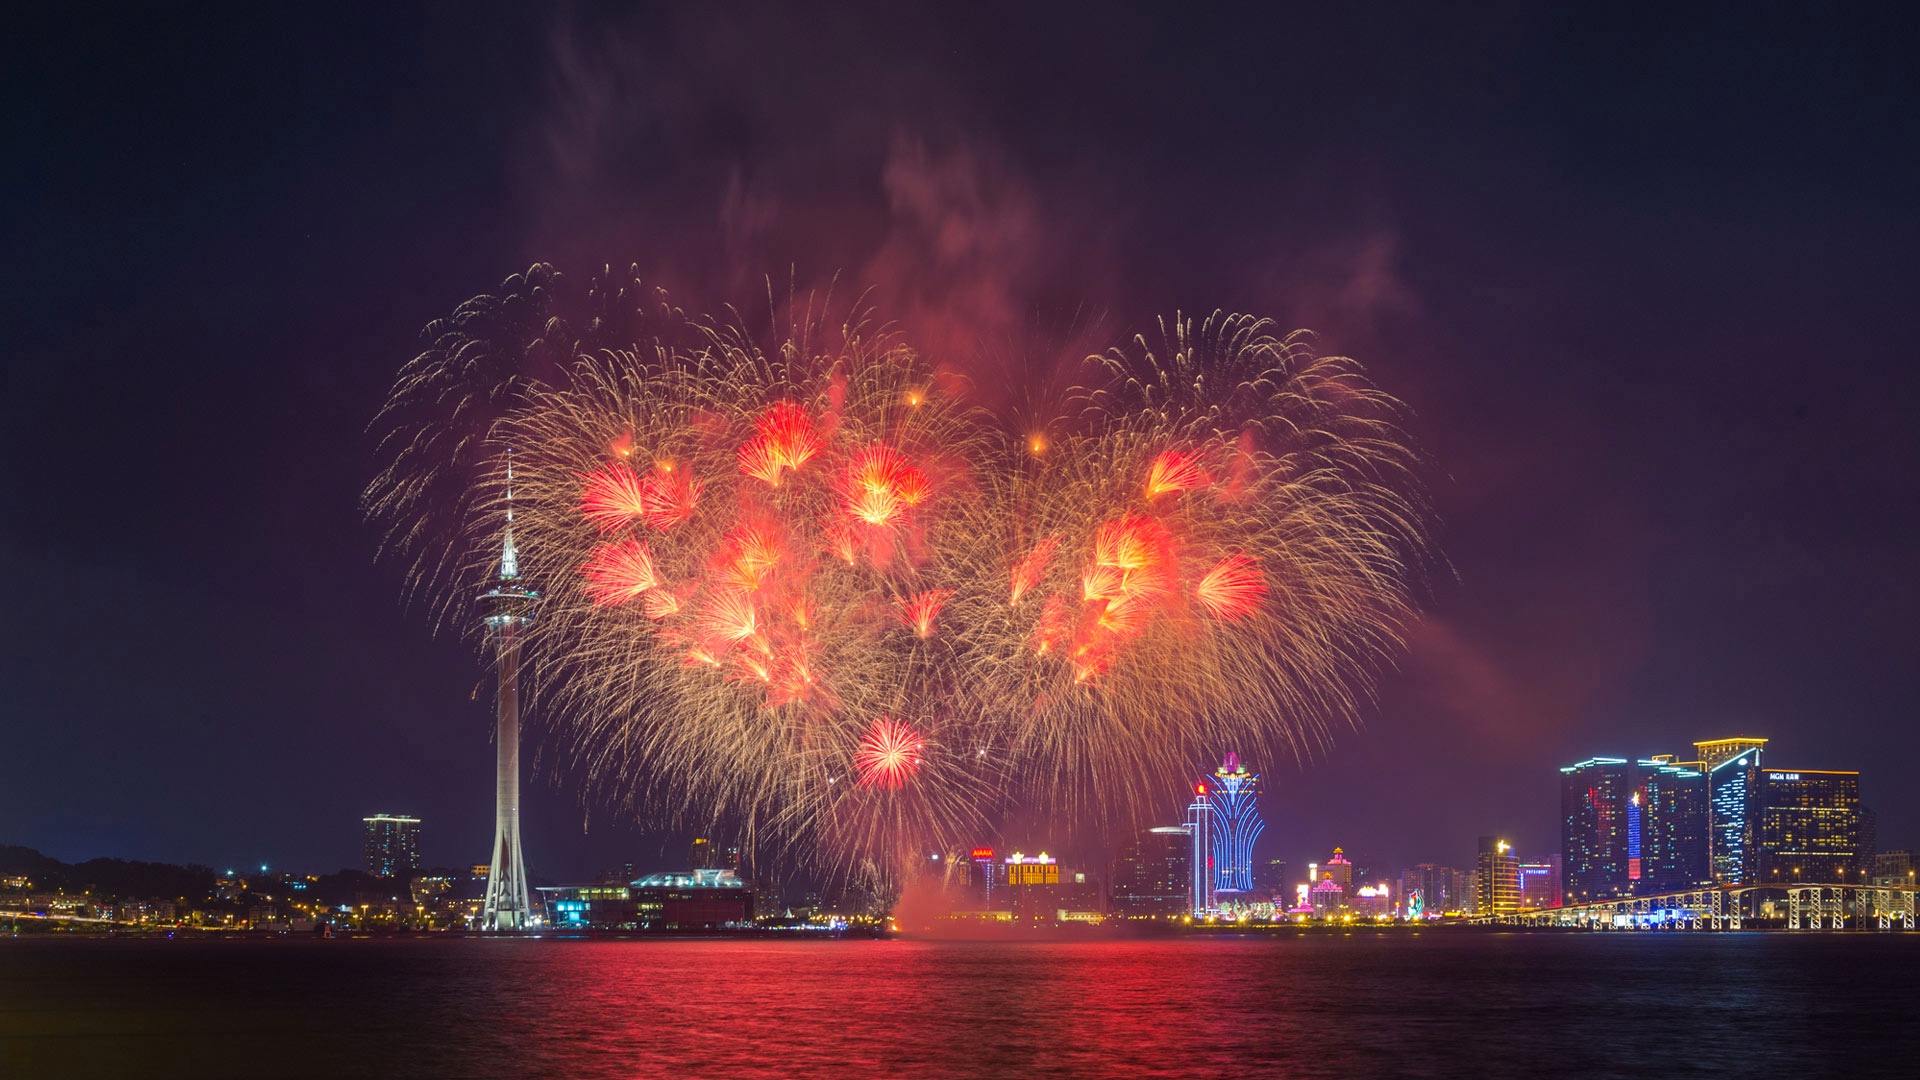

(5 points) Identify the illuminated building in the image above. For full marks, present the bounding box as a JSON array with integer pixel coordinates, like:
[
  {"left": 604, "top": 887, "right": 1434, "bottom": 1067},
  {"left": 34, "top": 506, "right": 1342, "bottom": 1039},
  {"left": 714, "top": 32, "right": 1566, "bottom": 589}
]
[
  {"left": 1186, "top": 783, "right": 1213, "bottom": 915},
  {"left": 1517, "top": 856, "right": 1561, "bottom": 909},
  {"left": 1112, "top": 827, "right": 1192, "bottom": 918},
  {"left": 362, "top": 814, "right": 421, "bottom": 878},
  {"left": 1398, "top": 864, "right": 1463, "bottom": 916},
  {"left": 1560, "top": 757, "right": 1631, "bottom": 901},
  {"left": 1708, "top": 743, "right": 1764, "bottom": 884},
  {"left": 1694, "top": 736, "right": 1768, "bottom": 773},
  {"left": 1000, "top": 852, "right": 1101, "bottom": 922},
  {"left": 1755, "top": 769, "right": 1861, "bottom": 883},
  {"left": 1350, "top": 883, "right": 1392, "bottom": 918},
  {"left": 1636, "top": 760, "right": 1709, "bottom": 891},
  {"left": 1206, "top": 753, "right": 1263, "bottom": 903},
  {"left": 539, "top": 868, "right": 754, "bottom": 930},
  {"left": 480, "top": 464, "right": 538, "bottom": 930},
  {"left": 1310, "top": 877, "right": 1345, "bottom": 918},
  {"left": 968, "top": 847, "right": 1001, "bottom": 910},
  {"left": 1870, "top": 851, "right": 1916, "bottom": 888},
  {"left": 1323, "top": 848, "right": 1353, "bottom": 892},
  {"left": 1475, "top": 836, "right": 1519, "bottom": 916}
]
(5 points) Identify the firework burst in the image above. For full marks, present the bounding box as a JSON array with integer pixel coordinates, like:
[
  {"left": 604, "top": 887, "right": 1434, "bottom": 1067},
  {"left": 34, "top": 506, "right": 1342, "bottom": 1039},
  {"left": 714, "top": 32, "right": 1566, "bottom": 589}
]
[{"left": 367, "top": 267, "right": 1435, "bottom": 885}]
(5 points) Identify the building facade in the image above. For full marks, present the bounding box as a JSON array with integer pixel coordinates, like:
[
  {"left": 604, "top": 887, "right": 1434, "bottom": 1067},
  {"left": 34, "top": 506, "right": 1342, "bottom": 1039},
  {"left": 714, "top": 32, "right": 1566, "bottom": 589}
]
[
  {"left": 362, "top": 814, "right": 421, "bottom": 878},
  {"left": 1207, "top": 754, "right": 1263, "bottom": 905},
  {"left": 1636, "top": 760, "right": 1710, "bottom": 891},
  {"left": 1707, "top": 743, "right": 1765, "bottom": 884},
  {"left": 1475, "top": 836, "right": 1520, "bottom": 917},
  {"left": 1112, "top": 826, "right": 1192, "bottom": 918},
  {"left": 1560, "top": 757, "right": 1631, "bottom": 901},
  {"left": 1754, "top": 768, "right": 1861, "bottom": 884}
]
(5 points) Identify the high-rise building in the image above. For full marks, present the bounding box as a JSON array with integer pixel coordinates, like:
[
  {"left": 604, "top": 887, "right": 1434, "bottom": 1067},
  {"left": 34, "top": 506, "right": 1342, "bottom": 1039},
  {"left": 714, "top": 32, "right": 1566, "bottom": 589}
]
[
  {"left": 1324, "top": 848, "right": 1353, "bottom": 892},
  {"left": 1869, "top": 851, "right": 1916, "bottom": 888},
  {"left": 1636, "top": 760, "right": 1710, "bottom": 891},
  {"left": 1112, "top": 826, "right": 1192, "bottom": 918},
  {"left": 481, "top": 462, "right": 538, "bottom": 930},
  {"left": 1475, "top": 836, "right": 1520, "bottom": 916},
  {"left": 1560, "top": 757, "right": 1632, "bottom": 901},
  {"left": 1517, "top": 855, "right": 1562, "bottom": 909},
  {"left": 1754, "top": 768, "right": 1861, "bottom": 883},
  {"left": 1207, "top": 753, "right": 1263, "bottom": 903},
  {"left": 1706, "top": 742, "right": 1764, "bottom": 884},
  {"left": 1399, "top": 864, "right": 1463, "bottom": 916},
  {"left": 1693, "top": 736, "right": 1768, "bottom": 773},
  {"left": 363, "top": 814, "right": 421, "bottom": 877},
  {"left": 1186, "top": 783, "right": 1213, "bottom": 915}
]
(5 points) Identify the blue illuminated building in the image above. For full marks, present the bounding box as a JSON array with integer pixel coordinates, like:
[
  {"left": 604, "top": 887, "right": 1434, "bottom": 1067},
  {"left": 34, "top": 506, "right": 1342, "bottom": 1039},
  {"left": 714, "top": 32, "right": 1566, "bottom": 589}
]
[
  {"left": 1709, "top": 746, "right": 1764, "bottom": 884},
  {"left": 1206, "top": 753, "right": 1263, "bottom": 905}
]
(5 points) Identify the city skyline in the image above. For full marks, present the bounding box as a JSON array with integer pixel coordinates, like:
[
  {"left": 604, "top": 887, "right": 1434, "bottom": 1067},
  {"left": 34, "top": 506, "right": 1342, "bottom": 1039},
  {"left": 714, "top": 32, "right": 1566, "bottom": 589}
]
[{"left": 6, "top": 4, "right": 1918, "bottom": 888}]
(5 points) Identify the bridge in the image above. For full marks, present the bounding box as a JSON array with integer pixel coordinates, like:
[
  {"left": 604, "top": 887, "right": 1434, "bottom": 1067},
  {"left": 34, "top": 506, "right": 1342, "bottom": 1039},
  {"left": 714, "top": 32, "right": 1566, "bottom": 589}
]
[{"left": 1475, "top": 884, "right": 1920, "bottom": 931}]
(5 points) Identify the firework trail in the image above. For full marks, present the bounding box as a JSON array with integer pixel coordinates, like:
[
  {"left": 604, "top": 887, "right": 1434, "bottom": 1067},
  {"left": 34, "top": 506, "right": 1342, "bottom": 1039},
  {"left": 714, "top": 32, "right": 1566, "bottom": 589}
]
[{"left": 367, "top": 265, "right": 1435, "bottom": 884}]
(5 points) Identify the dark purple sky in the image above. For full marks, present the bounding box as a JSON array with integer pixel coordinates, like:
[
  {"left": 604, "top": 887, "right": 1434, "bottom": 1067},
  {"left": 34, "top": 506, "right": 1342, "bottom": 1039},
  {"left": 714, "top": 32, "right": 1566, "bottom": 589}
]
[{"left": 5, "top": 3, "right": 1917, "bottom": 884}]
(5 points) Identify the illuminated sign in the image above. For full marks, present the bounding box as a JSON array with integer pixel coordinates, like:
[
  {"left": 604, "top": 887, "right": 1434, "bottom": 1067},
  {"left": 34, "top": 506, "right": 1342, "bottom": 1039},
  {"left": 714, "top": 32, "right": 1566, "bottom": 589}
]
[
  {"left": 1769, "top": 773, "right": 1800, "bottom": 781},
  {"left": 970, "top": 848, "right": 994, "bottom": 860}
]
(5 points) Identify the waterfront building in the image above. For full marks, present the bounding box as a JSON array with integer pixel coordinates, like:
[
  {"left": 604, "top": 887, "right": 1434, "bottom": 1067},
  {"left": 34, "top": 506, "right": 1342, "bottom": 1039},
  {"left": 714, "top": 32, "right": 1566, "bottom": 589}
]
[
  {"left": 1636, "top": 760, "right": 1710, "bottom": 891},
  {"left": 1309, "top": 877, "right": 1345, "bottom": 918},
  {"left": 1111, "top": 826, "right": 1192, "bottom": 918},
  {"left": 1207, "top": 753, "right": 1263, "bottom": 904},
  {"left": 1475, "top": 836, "right": 1520, "bottom": 917},
  {"left": 1399, "top": 864, "right": 1463, "bottom": 917},
  {"left": 1693, "top": 736, "right": 1768, "bottom": 773},
  {"left": 1517, "top": 855, "right": 1562, "bottom": 909},
  {"left": 1560, "top": 757, "right": 1632, "bottom": 900},
  {"left": 480, "top": 463, "right": 538, "bottom": 930},
  {"left": 1755, "top": 768, "right": 1861, "bottom": 884},
  {"left": 1186, "top": 783, "right": 1213, "bottom": 915},
  {"left": 1324, "top": 848, "right": 1353, "bottom": 892},
  {"left": 362, "top": 814, "right": 421, "bottom": 878},
  {"left": 1869, "top": 851, "right": 1916, "bottom": 888},
  {"left": 1706, "top": 742, "right": 1765, "bottom": 884},
  {"left": 1350, "top": 883, "right": 1392, "bottom": 918},
  {"left": 540, "top": 869, "right": 754, "bottom": 930}
]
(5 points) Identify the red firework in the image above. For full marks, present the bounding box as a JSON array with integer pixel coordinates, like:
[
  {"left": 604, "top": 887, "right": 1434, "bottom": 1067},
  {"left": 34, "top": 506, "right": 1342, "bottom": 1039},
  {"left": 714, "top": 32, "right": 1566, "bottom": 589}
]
[
  {"left": 1144, "top": 449, "right": 1209, "bottom": 497},
  {"left": 1009, "top": 537, "right": 1057, "bottom": 604},
  {"left": 580, "top": 463, "right": 648, "bottom": 533},
  {"left": 582, "top": 538, "right": 660, "bottom": 605},
  {"left": 896, "top": 589, "right": 952, "bottom": 638},
  {"left": 718, "top": 524, "right": 783, "bottom": 591},
  {"left": 641, "top": 589, "right": 683, "bottom": 620},
  {"left": 853, "top": 716, "right": 924, "bottom": 788},
  {"left": 638, "top": 463, "right": 701, "bottom": 529},
  {"left": 737, "top": 402, "right": 823, "bottom": 486},
  {"left": 1196, "top": 552, "right": 1267, "bottom": 620},
  {"left": 700, "top": 588, "right": 760, "bottom": 644},
  {"left": 843, "top": 442, "right": 928, "bottom": 528}
]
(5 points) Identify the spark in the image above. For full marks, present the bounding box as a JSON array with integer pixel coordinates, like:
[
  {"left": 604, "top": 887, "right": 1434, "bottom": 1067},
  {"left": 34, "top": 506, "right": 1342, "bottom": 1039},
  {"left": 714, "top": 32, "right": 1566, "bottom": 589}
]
[
  {"left": 1197, "top": 553, "right": 1267, "bottom": 621},
  {"left": 581, "top": 539, "right": 658, "bottom": 605}
]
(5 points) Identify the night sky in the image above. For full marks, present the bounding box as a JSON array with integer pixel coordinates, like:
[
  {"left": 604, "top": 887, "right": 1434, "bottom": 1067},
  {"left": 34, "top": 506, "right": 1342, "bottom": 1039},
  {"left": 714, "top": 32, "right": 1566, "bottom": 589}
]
[{"left": 5, "top": 3, "right": 1917, "bottom": 885}]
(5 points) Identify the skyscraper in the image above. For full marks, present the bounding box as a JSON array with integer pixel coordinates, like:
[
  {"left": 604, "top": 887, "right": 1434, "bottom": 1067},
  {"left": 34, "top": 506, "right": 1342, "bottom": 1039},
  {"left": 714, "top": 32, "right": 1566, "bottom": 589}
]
[
  {"left": 1636, "top": 760, "right": 1709, "bottom": 890},
  {"left": 1560, "top": 757, "right": 1632, "bottom": 901},
  {"left": 1185, "top": 783, "right": 1212, "bottom": 915},
  {"left": 1111, "top": 826, "right": 1192, "bottom": 918},
  {"left": 480, "top": 463, "right": 538, "bottom": 930},
  {"left": 1207, "top": 753, "right": 1263, "bottom": 902},
  {"left": 1707, "top": 741, "right": 1764, "bottom": 884},
  {"left": 1475, "top": 836, "right": 1520, "bottom": 916},
  {"left": 363, "top": 814, "right": 421, "bottom": 877},
  {"left": 1755, "top": 768, "right": 1861, "bottom": 883}
]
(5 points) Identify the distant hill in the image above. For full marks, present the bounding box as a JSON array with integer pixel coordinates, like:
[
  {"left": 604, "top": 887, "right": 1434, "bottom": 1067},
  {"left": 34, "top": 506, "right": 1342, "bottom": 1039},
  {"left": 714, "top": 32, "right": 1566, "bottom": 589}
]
[{"left": 0, "top": 845, "right": 215, "bottom": 901}]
